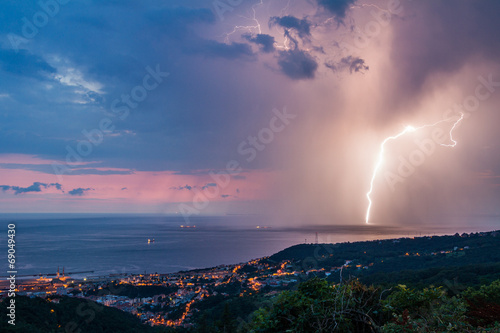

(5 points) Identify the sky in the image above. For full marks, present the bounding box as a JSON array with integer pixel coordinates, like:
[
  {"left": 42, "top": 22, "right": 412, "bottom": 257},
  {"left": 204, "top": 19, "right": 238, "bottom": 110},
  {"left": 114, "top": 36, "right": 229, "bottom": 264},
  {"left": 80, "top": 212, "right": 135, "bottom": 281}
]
[{"left": 0, "top": 0, "right": 499, "bottom": 228}]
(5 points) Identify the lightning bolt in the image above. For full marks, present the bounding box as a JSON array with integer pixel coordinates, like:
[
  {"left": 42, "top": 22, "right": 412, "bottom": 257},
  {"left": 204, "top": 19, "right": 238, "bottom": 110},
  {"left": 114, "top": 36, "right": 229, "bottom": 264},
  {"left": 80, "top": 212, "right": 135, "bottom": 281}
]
[
  {"left": 277, "top": 0, "right": 294, "bottom": 50},
  {"left": 439, "top": 113, "right": 464, "bottom": 147},
  {"left": 365, "top": 113, "right": 464, "bottom": 224},
  {"left": 365, "top": 126, "right": 416, "bottom": 224},
  {"left": 349, "top": 3, "right": 390, "bottom": 13},
  {"left": 280, "top": 0, "right": 292, "bottom": 16},
  {"left": 222, "top": 0, "right": 294, "bottom": 51},
  {"left": 223, "top": 0, "right": 263, "bottom": 44},
  {"left": 274, "top": 31, "right": 292, "bottom": 51},
  {"left": 250, "top": 0, "right": 263, "bottom": 33}
]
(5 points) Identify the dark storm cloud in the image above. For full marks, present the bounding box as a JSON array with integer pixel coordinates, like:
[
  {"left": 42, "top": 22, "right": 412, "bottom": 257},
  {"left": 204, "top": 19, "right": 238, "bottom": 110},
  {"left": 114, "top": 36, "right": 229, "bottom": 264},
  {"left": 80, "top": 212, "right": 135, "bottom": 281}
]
[
  {"left": 0, "top": 182, "right": 62, "bottom": 195},
  {"left": 0, "top": 1, "right": 269, "bottom": 173},
  {"left": 316, "top": 0, "right": 356, "bottom": 20},
  {"left": 278, "top": 49, "right": 318, "bottom": 80},
  {"left": 390, "top": 0, "right": 500, "bottom": 103},
  {"left": 170, "top": 185, "right": 193, "bottom": 191},
  {"left": 68, "top": 187, "right": 93, "bottom": 196},
  {"left": 348, "top": 57, "right": 368, "bottom": 73},
  {"left": 170, "top": 183, "right": 217, "bottom": 191},
  {"left": 0, "top": 0, "right": 498, "bottom": 221},
  {"left": 202, "top": 183, "right": 217, "bottom": 190},
  {"left": 0, "top": 0, "right": 356, "bottom": 178},
  {"left": 269, "top": 15, "right": 312, "bottom": 38},
  {"left": 243, "top": 34, "right": 275, "bottom": 53},
  {"left": 145, "top": 7, "right": 254, "bottom": 61},
  {"left": 325, "top": 56, "right": 368, "bottom": 74},
  {"left": 324, "top": 61, "right": 336, "bottom": 71}
]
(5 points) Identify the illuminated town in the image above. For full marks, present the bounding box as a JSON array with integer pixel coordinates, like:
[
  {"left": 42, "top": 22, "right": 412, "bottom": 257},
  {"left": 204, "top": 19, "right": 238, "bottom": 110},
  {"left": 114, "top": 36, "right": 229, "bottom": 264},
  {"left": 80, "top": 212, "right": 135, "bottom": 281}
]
[{"left": 0, "top": 240, "right": 475, "bottom": 328}]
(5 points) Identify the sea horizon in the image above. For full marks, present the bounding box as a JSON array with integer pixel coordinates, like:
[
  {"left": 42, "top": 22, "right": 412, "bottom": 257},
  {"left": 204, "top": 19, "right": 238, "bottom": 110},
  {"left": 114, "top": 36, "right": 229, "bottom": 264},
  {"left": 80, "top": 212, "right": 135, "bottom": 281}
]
[{"left": 1, "top": 214, "right": 497, "bottom": 279}]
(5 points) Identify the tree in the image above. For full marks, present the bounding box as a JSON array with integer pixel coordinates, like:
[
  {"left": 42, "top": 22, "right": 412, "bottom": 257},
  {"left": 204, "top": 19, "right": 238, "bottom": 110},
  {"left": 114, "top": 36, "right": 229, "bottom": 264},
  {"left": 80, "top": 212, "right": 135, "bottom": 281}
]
[
  {"left": 463, "top": 279, "right": 500, "bottom": 327},
  {"left": 381, "top": 285, "right": 470, "bottom": 332},
  {"left": 249, "top": 278, "right": 385, "bottom": 332}
]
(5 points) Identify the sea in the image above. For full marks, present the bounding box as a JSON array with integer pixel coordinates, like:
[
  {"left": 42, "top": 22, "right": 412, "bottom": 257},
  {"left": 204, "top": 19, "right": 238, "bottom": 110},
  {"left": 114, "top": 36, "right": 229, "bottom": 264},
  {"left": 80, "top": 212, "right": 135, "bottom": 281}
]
[{"left": 0, "top": 214, "right": 498, "bottom": 279}]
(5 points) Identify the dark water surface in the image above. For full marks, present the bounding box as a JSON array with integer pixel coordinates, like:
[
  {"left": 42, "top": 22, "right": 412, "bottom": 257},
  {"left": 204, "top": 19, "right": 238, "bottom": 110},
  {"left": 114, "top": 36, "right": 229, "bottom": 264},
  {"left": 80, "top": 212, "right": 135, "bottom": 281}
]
[{"left": 0, "top": 214, "right": 497, "bottom": 277}]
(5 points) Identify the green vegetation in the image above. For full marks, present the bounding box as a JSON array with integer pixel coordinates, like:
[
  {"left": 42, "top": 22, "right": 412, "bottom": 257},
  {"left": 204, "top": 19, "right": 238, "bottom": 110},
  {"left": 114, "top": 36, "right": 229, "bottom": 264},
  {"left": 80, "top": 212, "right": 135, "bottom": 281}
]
[
  {"left": 248, "top": 278, "right": 500, "bottom": 333},
  {"left": 249, "top": 278, "right": 386, "bottom": 332},
  {"left": 381, "top": 285, "right": 469, "bottom": 332},
  {"left": 4, "top": 279, "right": 500, "bottom": 332},
  {"left": 2, "top": 231, "right": 499, "bottom": 332},
  {"left": 463, "top": 280, "right": 500, "bottom": 328},
  {"left": 191, "top": 296, "right": 262, "bottom": 333},
  {"left": 270, "top": 231, "right": 500, "bottom": 289},
  {"left": 184, "top": 231, "right": 500, "bottom": 332},
  {"left": 0, "top": 296, "right": 158, "bottom": 333}
]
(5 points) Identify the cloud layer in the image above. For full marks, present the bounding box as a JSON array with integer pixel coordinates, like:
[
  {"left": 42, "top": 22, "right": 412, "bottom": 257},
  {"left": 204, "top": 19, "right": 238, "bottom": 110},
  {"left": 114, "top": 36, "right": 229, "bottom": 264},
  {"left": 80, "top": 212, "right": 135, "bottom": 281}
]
[{"left": 0, "top": 0, "right": 498, "bottom": 227}]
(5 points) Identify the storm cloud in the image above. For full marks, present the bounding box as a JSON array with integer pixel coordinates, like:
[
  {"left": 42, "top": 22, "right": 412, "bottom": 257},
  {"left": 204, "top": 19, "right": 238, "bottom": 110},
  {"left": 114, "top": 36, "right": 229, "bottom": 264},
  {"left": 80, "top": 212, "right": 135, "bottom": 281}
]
[
  {"left": 0, "top": 0, "right": 498, "bottom": 228},
  {"left": 278, "top": 49, "right": 318, "bottom": 79},
  {"left": 316, "top": 0, "right": 356, "bottom": 20},
  {"left": 325, "top": 56, "right": 369, "bottom": 74},
  {"left": 68, "top": 187, "right": 94, "bottom": 196},
  {"left": 269, "top": 15, "right": 312, "bottom": 38},
  {"left": 0, "top": 182, "right": 62, "bottom": 195},
  {"left": 243, "top": 33, "right": 276, "bottom": 53}
]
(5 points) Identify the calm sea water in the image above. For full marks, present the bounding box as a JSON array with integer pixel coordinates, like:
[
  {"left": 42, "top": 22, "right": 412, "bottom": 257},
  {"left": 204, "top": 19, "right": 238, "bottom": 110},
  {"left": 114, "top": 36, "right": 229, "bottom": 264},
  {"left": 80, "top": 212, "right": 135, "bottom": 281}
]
[{"left": 0, "top": 214, "right": 497, "bottom": 277}]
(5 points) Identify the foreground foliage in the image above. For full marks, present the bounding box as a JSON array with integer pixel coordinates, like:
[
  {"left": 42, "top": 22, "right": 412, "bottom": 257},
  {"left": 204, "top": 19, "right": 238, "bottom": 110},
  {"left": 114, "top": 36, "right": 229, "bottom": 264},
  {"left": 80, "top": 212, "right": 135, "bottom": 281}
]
[
  {"left": 2, "top": 279, "right": 500, "bottom": 332},
  {"left": 249, "top": 278, "right": 385, "bottom": 332},
  {"left": 0, "top": 296, "right": 161, "bottom": 333},
  {"left": 247, "top": 278, "right": 500, "bottom": 333}
]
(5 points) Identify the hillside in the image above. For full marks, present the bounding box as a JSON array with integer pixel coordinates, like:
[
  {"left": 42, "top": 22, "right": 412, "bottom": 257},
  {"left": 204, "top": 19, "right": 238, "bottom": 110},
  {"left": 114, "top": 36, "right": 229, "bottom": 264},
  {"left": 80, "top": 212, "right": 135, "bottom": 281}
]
[
  {"left": 267, "top": 230, "right": 500, "bottom": 289},
  {"left": 2, "top": 230, "right": 499, "bottom": 332},
  {"left": 0, "top": 296, "right": 160, "bottom": 333}
]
